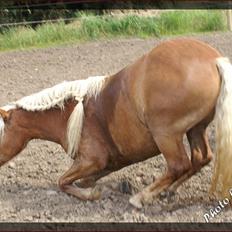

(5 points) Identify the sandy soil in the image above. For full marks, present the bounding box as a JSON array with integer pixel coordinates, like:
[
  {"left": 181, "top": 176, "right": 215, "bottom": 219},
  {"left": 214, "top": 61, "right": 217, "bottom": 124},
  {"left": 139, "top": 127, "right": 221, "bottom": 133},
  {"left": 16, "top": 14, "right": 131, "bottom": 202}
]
[{"left": 0, "top": 32, "right": 232, "bottom": 223}]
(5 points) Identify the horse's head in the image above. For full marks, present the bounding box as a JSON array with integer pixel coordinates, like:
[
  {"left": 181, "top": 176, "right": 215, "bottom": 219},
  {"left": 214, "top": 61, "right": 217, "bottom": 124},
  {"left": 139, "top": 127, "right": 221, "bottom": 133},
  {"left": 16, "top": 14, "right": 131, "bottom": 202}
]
[{"left": 0, "top": 108, "right": 28, "bottom": 166}]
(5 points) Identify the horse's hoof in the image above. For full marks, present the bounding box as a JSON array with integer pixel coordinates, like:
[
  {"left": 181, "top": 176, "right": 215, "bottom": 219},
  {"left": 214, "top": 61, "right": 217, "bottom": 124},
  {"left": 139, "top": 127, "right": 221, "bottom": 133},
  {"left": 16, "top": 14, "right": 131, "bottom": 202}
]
[
  {"left": 76, "top": 180, "right": 96, "bottom": 188},
  {"left": 129, "top": 195, "right": 143, "bottom": 209}
]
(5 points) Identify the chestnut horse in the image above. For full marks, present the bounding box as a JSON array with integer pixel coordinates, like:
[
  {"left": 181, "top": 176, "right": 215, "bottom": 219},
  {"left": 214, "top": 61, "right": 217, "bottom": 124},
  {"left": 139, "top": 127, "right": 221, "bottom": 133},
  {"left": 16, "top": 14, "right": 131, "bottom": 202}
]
[{"left": 0, "top": 38, "right": 232, "bottom": 208}]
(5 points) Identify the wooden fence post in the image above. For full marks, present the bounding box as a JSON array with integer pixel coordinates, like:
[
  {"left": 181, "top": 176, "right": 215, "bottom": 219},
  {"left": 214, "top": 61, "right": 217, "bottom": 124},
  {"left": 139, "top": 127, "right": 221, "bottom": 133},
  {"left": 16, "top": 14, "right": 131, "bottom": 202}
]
[{"left": 227, "top": 9, "right": 232, "bottom": 31}]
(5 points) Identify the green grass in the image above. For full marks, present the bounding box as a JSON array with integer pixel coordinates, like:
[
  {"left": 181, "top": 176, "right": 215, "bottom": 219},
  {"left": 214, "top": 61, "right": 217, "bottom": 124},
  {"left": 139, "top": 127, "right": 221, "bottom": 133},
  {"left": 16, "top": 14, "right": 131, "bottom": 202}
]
[
  {"left": 158, "top": 10, "right": 226, "bottom": 35},
  {"left": 0, "top": 10, "right": 227, "bottom": 51}
]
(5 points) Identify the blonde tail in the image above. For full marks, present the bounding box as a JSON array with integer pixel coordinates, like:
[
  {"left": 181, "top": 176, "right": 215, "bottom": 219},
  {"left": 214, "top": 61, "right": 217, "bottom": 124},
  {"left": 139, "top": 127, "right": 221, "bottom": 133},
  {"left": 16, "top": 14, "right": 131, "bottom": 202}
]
[{"left": 211, "top": 57, "right": 232, "bottom": 198}]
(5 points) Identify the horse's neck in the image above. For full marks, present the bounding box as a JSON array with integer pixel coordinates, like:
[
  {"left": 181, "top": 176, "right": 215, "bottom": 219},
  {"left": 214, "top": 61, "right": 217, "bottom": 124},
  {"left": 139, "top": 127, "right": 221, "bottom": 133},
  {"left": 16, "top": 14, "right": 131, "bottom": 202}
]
[
  {"left": 91, "top": 71, "right": 127, "bottom": 135},
  {"left": 13, "top": 101, "right": 75, "bottom": 148}
]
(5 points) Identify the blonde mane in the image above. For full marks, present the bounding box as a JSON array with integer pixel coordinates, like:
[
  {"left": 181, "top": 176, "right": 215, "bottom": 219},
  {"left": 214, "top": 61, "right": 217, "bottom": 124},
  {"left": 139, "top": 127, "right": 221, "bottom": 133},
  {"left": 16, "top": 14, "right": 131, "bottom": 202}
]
[{"left": 0, "top": 75, "right": 107, "bottom": 159}]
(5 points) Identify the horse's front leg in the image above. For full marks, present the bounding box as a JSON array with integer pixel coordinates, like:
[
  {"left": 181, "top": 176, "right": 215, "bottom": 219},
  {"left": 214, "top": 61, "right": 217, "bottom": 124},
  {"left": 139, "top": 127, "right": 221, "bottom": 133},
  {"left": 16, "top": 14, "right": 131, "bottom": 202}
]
[
  {"left": 58, "top": 157, "right": 106, "bottom": 201},
  {"left": 76, "top": 170, "right": 111, "bottom": 188}
]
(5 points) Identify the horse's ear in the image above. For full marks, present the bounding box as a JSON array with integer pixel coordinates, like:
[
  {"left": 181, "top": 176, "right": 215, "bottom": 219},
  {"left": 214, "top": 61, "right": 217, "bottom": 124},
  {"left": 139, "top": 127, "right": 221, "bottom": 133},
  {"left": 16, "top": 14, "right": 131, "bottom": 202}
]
[{"left": 0, "top": 109, "right": 10, "bottom": 122}]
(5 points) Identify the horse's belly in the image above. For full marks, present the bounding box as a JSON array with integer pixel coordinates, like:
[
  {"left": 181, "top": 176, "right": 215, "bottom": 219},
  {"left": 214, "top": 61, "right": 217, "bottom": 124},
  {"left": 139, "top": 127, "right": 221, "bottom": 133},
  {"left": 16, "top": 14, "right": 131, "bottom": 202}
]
[
  {"left": 108, "top": 97, "right": 159, "bottom": 164},
  {"left": 112, "top": 129, "right": 159, "bottom": 164}
]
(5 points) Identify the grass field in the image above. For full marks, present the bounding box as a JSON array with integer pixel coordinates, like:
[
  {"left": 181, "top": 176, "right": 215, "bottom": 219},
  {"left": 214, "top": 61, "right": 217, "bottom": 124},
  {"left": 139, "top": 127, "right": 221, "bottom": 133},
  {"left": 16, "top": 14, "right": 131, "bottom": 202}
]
[{"left": 0, "top": 10, "right": 227, "bottom": 51}]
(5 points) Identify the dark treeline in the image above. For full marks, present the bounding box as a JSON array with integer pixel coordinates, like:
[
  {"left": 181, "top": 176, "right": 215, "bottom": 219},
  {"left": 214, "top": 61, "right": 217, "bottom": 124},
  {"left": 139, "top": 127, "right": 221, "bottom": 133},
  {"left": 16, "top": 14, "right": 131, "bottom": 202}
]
[
  {"left": 0, "top": 0, "right": 129, "bottom": 25},
  {"left": 0, "top": 0, "right": 196, "bottom": 25},
  {"left": 0, "top": 0, "right": 230, "bottom": 26},
  {"left": 0, "top": 0, "right": 159, "bottom": 26},
  {"left": 0, "top": 0, "right": 108, "bottom": 26}
]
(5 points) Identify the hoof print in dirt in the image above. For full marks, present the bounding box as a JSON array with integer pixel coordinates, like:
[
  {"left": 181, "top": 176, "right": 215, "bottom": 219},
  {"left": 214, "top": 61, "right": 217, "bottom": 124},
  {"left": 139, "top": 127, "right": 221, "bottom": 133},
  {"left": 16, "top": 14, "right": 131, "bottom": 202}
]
[{"left": 118, "top": 180, "right": 132, "bottom": 195}]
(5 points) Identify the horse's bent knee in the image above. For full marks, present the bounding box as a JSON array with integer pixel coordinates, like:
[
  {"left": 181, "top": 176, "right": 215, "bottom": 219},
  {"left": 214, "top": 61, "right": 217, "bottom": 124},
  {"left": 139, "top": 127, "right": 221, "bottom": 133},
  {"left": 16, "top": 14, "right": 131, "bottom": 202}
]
[{"left": 58, "top": 177, "right": 69, "bottom": 191}]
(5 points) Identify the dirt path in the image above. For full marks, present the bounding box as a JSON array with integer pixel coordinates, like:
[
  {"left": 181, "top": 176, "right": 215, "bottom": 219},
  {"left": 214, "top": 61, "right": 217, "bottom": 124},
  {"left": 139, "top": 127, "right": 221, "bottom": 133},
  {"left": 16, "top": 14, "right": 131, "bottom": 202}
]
[{"left": 0, "top": 32, "right": 232, "bottom": 222}]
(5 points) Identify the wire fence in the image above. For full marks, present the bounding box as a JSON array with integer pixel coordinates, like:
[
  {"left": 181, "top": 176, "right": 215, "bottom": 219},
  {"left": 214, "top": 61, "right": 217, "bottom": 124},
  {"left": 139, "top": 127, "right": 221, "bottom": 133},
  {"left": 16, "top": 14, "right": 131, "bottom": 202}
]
[
  {"left": 0, "top": 0, "right": 101, "bottom": 29},
  {"left": 0, "top": 17, "right": 77, "bottom": 28},
  {"left": 2, "top": 0, "right": 101, "bottom": 9}
]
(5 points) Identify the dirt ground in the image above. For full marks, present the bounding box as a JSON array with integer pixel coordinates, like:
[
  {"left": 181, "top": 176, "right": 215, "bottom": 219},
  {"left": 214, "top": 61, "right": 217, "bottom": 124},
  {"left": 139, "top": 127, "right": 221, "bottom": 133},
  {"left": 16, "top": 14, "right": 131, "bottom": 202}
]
[{"left": 0, "top": 32, "right": 232, "bottom": 223}]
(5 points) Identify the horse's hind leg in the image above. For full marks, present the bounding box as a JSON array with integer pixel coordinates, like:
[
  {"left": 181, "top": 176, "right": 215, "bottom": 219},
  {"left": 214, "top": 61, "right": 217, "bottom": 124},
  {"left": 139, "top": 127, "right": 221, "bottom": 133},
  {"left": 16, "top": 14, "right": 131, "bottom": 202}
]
[
  {"left": 129, "top": 133, "right": 191, "bottom": 208},
  {"left": 58, "top": 156, "right": 106, "bottom": 201},
  {"left": 168, "top": 123, "right": 212, "bottom": 192}
]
